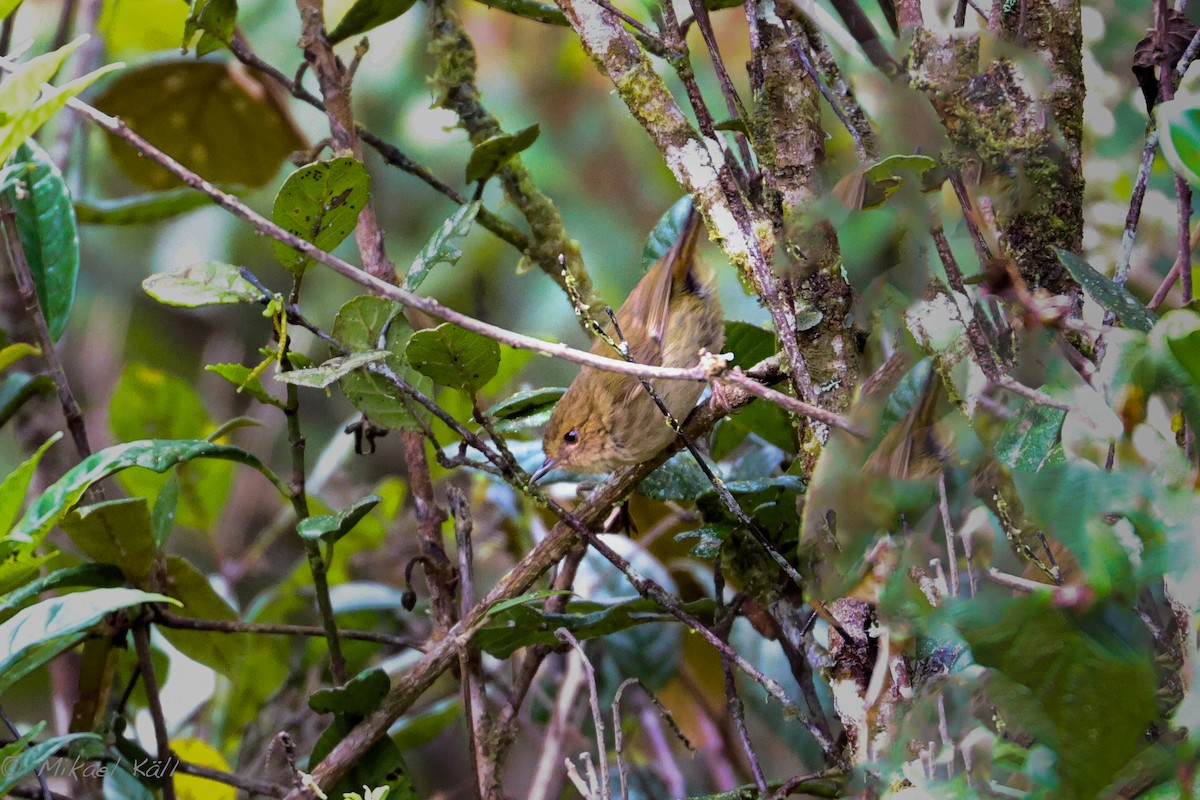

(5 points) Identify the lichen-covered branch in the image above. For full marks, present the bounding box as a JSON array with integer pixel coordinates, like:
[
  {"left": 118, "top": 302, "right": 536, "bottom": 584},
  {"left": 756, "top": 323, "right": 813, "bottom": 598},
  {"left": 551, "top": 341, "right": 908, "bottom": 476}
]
[{"left": 425, "top": 0, "right": 602, "bottom": 322}]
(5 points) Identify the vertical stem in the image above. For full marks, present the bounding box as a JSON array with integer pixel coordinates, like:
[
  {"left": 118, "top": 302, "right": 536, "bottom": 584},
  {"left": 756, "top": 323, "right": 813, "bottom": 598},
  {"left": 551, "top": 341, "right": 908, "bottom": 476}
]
[
  {"left": 132, "top": 624, "right": 177, "bottom": 800},
  {"left": 282, "top": 362, "right": 347, "bottom": 685}
]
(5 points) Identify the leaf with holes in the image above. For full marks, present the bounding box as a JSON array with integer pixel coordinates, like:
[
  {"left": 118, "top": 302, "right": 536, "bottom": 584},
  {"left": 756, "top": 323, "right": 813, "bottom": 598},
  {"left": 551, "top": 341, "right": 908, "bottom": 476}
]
[
  {"left": 272, "top": 157, "right": 370, "bottom": 275},
  {"left": 142, "top": 261, "right": 261, "bottom": 307},
  {"left": 183, "top": 0, "right": 236, "bottom": 55},
  {"left": 405, "top": 323, "right": 500, "bottom": 393},
  {"left": 465, "top": 124, "right": 540, "bottom": 184},
  {"left": 277, "top": 350, "right": 391, "bottom": 389},
  {"left": 333, "top": 296, "right": 432, "bottom": 430},
  {"left": 403, "top": 200, "right": 480, "bottom": 292}
]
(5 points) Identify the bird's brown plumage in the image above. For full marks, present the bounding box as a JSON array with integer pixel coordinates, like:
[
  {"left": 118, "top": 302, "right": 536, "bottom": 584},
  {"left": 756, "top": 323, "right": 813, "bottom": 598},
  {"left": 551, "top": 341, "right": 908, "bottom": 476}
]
[{"left": 536, "top": 206, "right": 723, "bottom": 476}]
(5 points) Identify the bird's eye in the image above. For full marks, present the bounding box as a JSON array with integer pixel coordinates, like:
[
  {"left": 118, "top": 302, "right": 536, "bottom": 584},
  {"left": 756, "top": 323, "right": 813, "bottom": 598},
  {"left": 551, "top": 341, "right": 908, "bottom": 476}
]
[{"left": 563, "top": 430, "right": 579, "bottom": 445}]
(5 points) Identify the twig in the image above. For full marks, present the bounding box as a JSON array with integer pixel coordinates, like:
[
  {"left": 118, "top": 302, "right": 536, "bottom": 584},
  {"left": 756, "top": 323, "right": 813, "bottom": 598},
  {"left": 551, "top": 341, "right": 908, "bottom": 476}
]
[
  {"left": 938, "top": 474, "right": 959, "bottom": 598},
  {"left": 0, "top": 203, "right": 99, "bottom": 473},
  {"left": 719, "top": 368, "right": 866, "bottom": 436},
  {"left": 153, "top": 610, "right": 421, "bottom": 649},
  {"left": 554, "top": 629, "right": 610, "bottom": 800},
  {"left": 48, "top": 0, "right": 103, "bottom": 171},
  {"left": 451, "top": 488, "right": 492, "bottom": 800},
  {"left": 132, "top": 625, "right": 177, "bottom": 800},
  {"left": 684, "top": 0, "right": 756, "bottom": 173},
  {"left": 714, "top": 572, "right": 768, "bottom": 795},
  {"left": 280, "top": 343, "right": 347, "bottom": 685},
  {"left": 782, "top": 20, "right": 869, "bottom": 161},
  {"left": 612, "top": 679, "right": 692, "bottom": 800},
  {"left": 0, "top": 705, "right": 50, "bottom": 800}
]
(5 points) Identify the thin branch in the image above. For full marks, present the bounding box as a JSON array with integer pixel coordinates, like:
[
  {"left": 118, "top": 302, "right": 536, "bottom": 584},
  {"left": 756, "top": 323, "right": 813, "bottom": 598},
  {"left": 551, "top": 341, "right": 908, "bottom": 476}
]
[
  {"left": 153, "top": 610, "right": 422, "bottom": 650},
  {"left": 782, "top": 19, "right": 870, "bottom": 161},
  {"left": 0, "top": 202, "right": 99, "bottom": 472},
  {"left": 555, "top": 629, "right": 610, "bottom": 800},
  {"left": 0, "top": 705, "right": 50, "bottom": 800},
  {"left": 451, "top": 488, "right": 492, "bottom": 800},
  {"left": 132, "top": 625, "right": 177, "bottom": 800},
  {"left": 684, "top": 0, "right": 757, "bottom": 173},
  {"left": 719, "top": 367, "right": 866, "bottom": 436},
  {"left": 714, "top": 572, "right": 768, "bottom": 795}
]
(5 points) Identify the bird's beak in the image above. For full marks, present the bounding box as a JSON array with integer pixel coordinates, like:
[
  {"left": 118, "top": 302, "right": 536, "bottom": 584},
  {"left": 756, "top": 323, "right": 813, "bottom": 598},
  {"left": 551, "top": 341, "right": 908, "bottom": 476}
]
[{"left": 530, "top": 457, "right": 558, "bottom": 484}]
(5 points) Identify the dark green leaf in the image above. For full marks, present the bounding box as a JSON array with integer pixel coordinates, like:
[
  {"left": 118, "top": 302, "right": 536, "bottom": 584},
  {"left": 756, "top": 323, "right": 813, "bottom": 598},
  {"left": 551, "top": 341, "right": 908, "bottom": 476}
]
[
  {"left": 152, "top": 472, "right": 179, "bottom": 547},
  {"left": 1055, "top": 249, "right": 1157, "bottom": 333},
  {"left": 476, "top": 596, "right": 714, "bottom": 658},
  {"left": 391, "top": 697, "right": 461, "bottom": 750},
  {"left": 465, "top": 124, "right": 540, "bottom": 184},
  {"left": 0, "top": 371, "right": 53, "bottom": 428},
  {"left": 882, "top": 358, "right": 932, "bottom": 429},
  {"left": 405, "top": 322, "right": 501, "bottom": 392},
  {"left": 716, "top": 399, "right": 797, "bottom": 456},
  {"left": 402, "top": 200, "right": 480, "bottom": 292},
  {"left": 722, "top": 321, "right": 775, "bottom": 369},
  {"left": 94, "top": 60, "right": 303, "bottom": 190},
  {"left": 142, "top": 261, "right": 261, "bottom": 307},
  {"left": 60, "top": 498, "right": 157, "bottom": 584},
  {"left": 329, "top": 0, "right": 418, "bottom": 43},
  {"left": 0, "top": 564, "right": 124, "bottom": 618},
  {"left": 995, "top": 401, "right": 1066, "bottom": 471},
  {"left": 953, "top": 593, "right": 1158, "bottom": 799},
  {"left": 75, "top": 187, "right": 238, "bottom": 225},
  {"left": 6, "top": 439, "right": 285, "bottom": 549},
  {"left": 636, "top": 452, "right": 712, "bottom": 501},
  {"left": 641, "top": 195, "right": 693, "bottom": 269},
  {"left": 309, "top": 668, "right": 390, "bottom": 715},
  {"left": 182, "top": 0, "right": 236, "bottom": 54},
  {"left": 159, "top": 555, "right": 247, "bottom": 675},
  {"left": 713, "top": 117, "right": 748, "bottom": 134},
  {"left": 0, "top": 588, "right": 177, "bottom": 695},
  {"left": 297, "top": 494, "right": 382, "bottom": 544},
  {"left": 487, "top": 386, "right": 564, "bottom": 434},
  {"left": 205, "top": 362, "right": 283, "bottom": 407},
  {"left": 272, "top": 157, "right": 370, "bottom": 275},
  {"left": 8, "top": 140, "right": 79, "bottom": 341}
]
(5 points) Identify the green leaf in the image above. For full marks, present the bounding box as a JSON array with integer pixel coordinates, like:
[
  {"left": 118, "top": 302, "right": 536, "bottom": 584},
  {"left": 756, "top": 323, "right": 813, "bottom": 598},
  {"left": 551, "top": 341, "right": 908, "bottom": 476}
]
[
  {"left": 0, "top": 432, "right": 60, "bottom": 535},
  {"left": 182, "top": 0, "right": 237, "bottom": 54},
  {"left": 0, "top": 372, "right": 53, "bottom": 428},
  {"left": 675, "top": 524, "right": 733, "bottom": 559},
  {"left": 641, "top": 195, "right": 693, "bottom": 269},
  {"left": 277, "top": 350, "right": 390, "bottom": 389},
  {"left": 469, "top": 0, "right": 567, "bottom": 23},
  {"left": 0, "top": 588, "right": 178, "bottom": 695},
  {"left": 308, "top": 667, "right": 390, "bottom": 715},
  {"left": 76, "top": 187, "right": 238, "bottom": 225},
  {"left": 713, "top": 117, "right": 748, "bottom": 134},
  {"left": 405, "top": 323, "right": 500, "bottom": 392},
  {"left": 1160, "top": 309, "right": 1200, "bottom": 390},
  {"left": 0, "top": 732, "right": 103, "bottom": 795},
  {"left": 882, "top": 358, "right": 933, "bottom": 429},
  {"left": 402, "top": 200, "right": 480, "bottom": 292},
  {"left": 297, "top": 494, "right": 382, "bottom": 543},
  {"left": 477, "top": 596, "right": 714, "bottom": 658},
  {"left": 465, "top": 124, "right": 540, "bottom": 183},
  {"left": 953, "top": 593, "right": 1158, "bottom": 799},
  {"left": 329, "top": 0, "right": 418, "bottom": 43},
  {"left": 60, "top": 498, "right": 157, "bottom": 584},
  {"left": 486, "top": 386, "right": 564, "bottom": 434},
  {"left": 0, "top": 42, "right": 119, "bottom": 166},
  {"left": 637, "top": 452, "right": 712, "bottom": 501},
  {"left": 333, "top": 297, "right": 433, "bottom": 431},
  {"left": 151, "top": 472, "right": 179, "bottom": 547},
  {"left": 142, "top": 261, "right": 261, "bottom": 307},
  {"left": 0, "top": 341, "right": 39, "bottom": 371},
  {"left": 6, "top": 439, "right": 285, "bottom": 549},
  {"left": 7, "top": 140, "right": 79, "bottom": 341},
  {"left": 159, "top": 555, "right": 247, "bottom": 675},
  {"left": 995, "top": 400, "right": 1066, "bottom": 471},
  {"left": 0, "top": 563, "right": 124, "bottom": 618},
  {"left": 854, "top": 153, "right": 940, "bottom": 209},
  {"left": 0, "top": 0, "right": 23, "bottom": 21},
  {"left": 1055, "top": 249, "right": 1157, "bottom": 333},
  {"left": 1158, "top": 98, "right": 1200, "bottom": 187},
  {"left": 722, "top": 321, "right": 775, "bottom": 369},
  {"left": 94, "top": 60, "right": 303, "bottom": 190},
  {"left": 109, "top": 363, "right": 233, "bottom": 530},
  {"left": 205, "top": 362, "right": 282, "bottom": 407},
  {"left": 391, "top": 697, "right": 462, "bottom": 750},
  {"left": 272, "top": 157, "right": 371, "bottom": 276}
]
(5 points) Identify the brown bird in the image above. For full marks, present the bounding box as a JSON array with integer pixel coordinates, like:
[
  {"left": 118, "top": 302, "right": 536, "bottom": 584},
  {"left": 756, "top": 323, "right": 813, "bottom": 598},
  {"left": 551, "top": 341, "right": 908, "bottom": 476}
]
[{"left": 532, "top": 204, "right": 724, "bottom": 480}]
